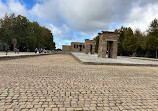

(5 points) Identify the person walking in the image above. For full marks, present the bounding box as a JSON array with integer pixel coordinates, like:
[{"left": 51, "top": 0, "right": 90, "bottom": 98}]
[{"left": 5, "top": 47, "right": 8, "bottom": 55}]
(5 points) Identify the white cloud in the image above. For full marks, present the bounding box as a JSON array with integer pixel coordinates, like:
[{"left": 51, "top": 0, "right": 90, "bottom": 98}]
[
  {"left": 30, "top": 0, "right": 137, "bottom": 32},
  {"left": 1, "top": 0, "right": 158, "bottom": 48},
  {"left": 45, "top": 24, "right": 72, "bottom": 39},
  {"left": 30, "top": 0, "right": 158, "bottom": 33},
  {"left": 0, "top": 0, "right": 28, "bottom": 18},
  {"left": 7, "top": 0, "right": 27, "bottom": 17},
  {"left": 28, "top": 0, "right": 158, "bottom": 48},
  {"left": 124, "top": 3, "right": 158, "bottom": 32},
  {"left": 44, "top": 23, "right": 99, "bottom": 48},
  {"left": 30, "top": 0, "right": 60, "bottom": 23},
  {"left": 0, "top": 0, "right": 9, "bottom": 18}
]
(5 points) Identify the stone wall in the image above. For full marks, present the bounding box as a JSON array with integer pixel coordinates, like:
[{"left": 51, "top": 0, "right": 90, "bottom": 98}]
[
  {"left": 62, "top": 40, "right": 95, "bottom": 54},
  {"left": 85, "top": 39, "right": 95, "bottom": 54},
  {"left": 71, "top": 42, "right": 85, "bottom": 52},
  {"left": 98, "top": 31, "right": 118, "bottom": 58},
  {"left": 62, "top": 45, "right": 72, "bottom": 51}
]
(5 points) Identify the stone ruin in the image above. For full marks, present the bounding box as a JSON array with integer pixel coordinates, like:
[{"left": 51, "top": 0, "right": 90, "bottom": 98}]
[
  {"left": 84, "top": 39, "right": 95, "bottom": 54},
  {"left": 62, "top": 31, "right": 118, "bottom": 58},
  {"left": 98, "top": 31, "right": 118, "bottom": 58},
  {"left": 62, "top": 39, "right": 95, "bottom": 54},
  {"left": 62, "top": 42, "right": 85, "bottom": 52},
  {"left": 71, "top": 42, "right": 85, "bottom": 52}
]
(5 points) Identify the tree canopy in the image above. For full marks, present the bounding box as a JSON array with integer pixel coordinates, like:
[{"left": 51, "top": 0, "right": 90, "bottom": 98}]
[{"left": 0, "top": 13, "right": 55, "bottom": 51}]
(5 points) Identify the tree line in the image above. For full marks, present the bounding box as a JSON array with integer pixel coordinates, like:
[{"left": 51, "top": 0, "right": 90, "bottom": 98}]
[
  {"left": 94, "top": 19, "right": 158, "bottom": 58},
  {"left": 0, "top": 13, "right": 55, "bottom": 52}
]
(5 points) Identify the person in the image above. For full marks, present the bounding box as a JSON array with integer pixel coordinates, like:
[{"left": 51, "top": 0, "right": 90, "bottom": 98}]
[
  {"left": 14, "top": 48, "right": 17, "bottom": 54},
  {"left": 39, "top": 48, "right": 43, "bottom": 53},
  {"left": 35, "top": 48, "right": 38, "bottom": 54},
  {"left": 43, "top": 49, "right": 46, "bottom": 53},
  {"left": 5, "top": 47, "right": 8, "bottom": 55},
  {"left": 17, "top": 49, "right": 19, "bottom": 54}
]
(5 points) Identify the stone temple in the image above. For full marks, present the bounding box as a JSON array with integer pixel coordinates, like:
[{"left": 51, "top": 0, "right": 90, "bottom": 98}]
[{"left": 62, "top": 31, "right": 118, "bottom": 58}]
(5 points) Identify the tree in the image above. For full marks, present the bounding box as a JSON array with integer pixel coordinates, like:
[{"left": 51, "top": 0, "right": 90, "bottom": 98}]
[
  {"left": 147, "top": 18, "right": 158, "bottom": 58},
  {"left": 0, "top": 13, "right": 15, "bottom": 46},
  {"left": 115, "top": 26, "right": 128, "bottom": 56},
  {"left": 133, "top": 29, "right": 146, "bottom": 56},
  {"left": 0, "top": 13, "right": 55, "bottom": 51},
  {"left": 93, "top": 35, "right": 99, "bottom": 53},
  {"left": 116, "top": 27, "right": 135, "bottom": 56}
]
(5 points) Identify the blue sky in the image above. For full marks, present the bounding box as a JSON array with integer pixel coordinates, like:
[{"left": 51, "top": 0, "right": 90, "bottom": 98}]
[
  {"left": 0, "top": 0, "right": 158, "bottom": 48},
  {"left": 2, "top": 0, "right": 36, "bottom": 9},
  {"left": 20, "top": 0, "right": 36, "bottom": 10}
]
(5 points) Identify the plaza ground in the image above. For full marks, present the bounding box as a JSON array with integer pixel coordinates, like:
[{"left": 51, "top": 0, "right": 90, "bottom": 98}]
[
  {"left": 0, "top": 54, "right": 158, "bottom": 111},
  {"left": 0, "top": 52, "right": 38, "bottom": 58},
  {"left": 71, "top": 52, "right": 158, "bottom": 66}
]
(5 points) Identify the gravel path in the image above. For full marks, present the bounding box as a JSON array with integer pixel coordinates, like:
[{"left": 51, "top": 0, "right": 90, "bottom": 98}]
[{"left": 0, "top": 54, "right": 158, "bottom": 111}]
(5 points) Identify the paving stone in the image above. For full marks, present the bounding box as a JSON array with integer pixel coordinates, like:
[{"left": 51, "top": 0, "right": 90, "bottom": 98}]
[{"left": 0, "top": 54, "right": 158, "bottom": 111}]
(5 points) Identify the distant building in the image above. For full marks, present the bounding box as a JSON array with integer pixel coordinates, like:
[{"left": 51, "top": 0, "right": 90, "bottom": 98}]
[
  {"left": 62, "top": 39, "right": 95, "bottom": 54},
  {"left": 62, "top": 42, "right": 85, "bottom": 52}
]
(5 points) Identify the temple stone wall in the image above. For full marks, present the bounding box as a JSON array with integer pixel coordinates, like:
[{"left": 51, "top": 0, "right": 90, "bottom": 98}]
[
  {"left": 71, "top": 42, "right": 85, "bottom": 52},
  {"left": 62, "top": 45, "right": 72, "bottom": 51},
  {"left": 98, "top": 31, "right": 118, "bottom": 58},
  {"left": 62, "top": 40, "right": 95, "bottom": 54},
  {"left": 84, "top": 39, "right": 95, "bottom": 54}
]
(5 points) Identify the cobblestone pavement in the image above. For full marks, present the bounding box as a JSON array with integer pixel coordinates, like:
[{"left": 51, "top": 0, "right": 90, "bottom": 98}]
[{"left": 0, "top": 54, "right": 158, "bottom": 111}]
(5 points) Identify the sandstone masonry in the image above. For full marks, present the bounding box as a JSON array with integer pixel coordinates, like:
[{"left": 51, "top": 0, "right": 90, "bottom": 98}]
[
  {"left": 85, "top": 39, "right": 95, "bottom": 54},
  {"left": 62, "top": 30, "right": 118, "bottom": 58},
  {"left": 62, "top": 39, "right": 95, "bottom": 54},
  {"left": 98, "top": 31, "right": 118, "bottom": 58}
]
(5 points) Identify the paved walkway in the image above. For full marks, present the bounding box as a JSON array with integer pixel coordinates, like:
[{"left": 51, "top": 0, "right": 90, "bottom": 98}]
[
  {"left": 0, "top": 52, "right": 38, "bottom": 57},
  {"left": 0, "top": 54, "right": 158, "bottom": 111},
  {"left": 71, "top": 52, "right": 158, "bottom": 66}
]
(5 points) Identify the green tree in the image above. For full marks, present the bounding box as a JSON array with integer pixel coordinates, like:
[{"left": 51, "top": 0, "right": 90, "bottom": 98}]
[
  {"left": 0, "top": 13, "right": 15, "bottom": 46},
  {"left": 133, "top": 29, "right": 146, "bottom": 56},
  {"left": 93, "top": 35, "right": 99, "bottom": 53},
  {"left": 116, "top": 27, "right": 135, "bottom": 56},
  {"left": 0, "top": 13, "right": 55, "bottom": 51},
  {"left": 147, "top": 18, "right": 158, "bottom": 58},
  {"left": 115, "top": 26, "right": 128, "bottom": 56}
]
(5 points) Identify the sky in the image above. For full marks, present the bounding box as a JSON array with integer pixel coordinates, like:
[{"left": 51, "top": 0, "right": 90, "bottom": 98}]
[{"left": 0, "top": 0, "right": 158, "bottom": 48}]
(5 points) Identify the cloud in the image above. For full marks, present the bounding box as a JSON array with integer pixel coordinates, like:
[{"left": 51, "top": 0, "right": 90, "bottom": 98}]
[
  {"left": 30, "top": 0, "right": 158, "bottom": 33},
  {"left": 30, "top": 0, "right": 137, "bottom": 32},
  {"left": 28, "top": 0, "right": 158, "bottom": 48},
  {"left": 45, "top": 24, "right": 72, "bottom": 40},
  {"left": 0, "top": 0, "right": 9, "bottom": 18},
  {"left": 0, "top": 0, "right": 28, "bottom": 18},
  {"left": 30, "top": 0, "right": 60, "bottom": 24},
  {"left": 58, "top": 0, "right": 134, "bottom": 32},
  {"left": 124, "top": 2, "right": 158, "bottom": 32},
  {"left": 7, "top": 0, "right": 27, "bottom": 17},
  {"left": 1, "top": 0, "right": 158, "bottom": 48}
]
